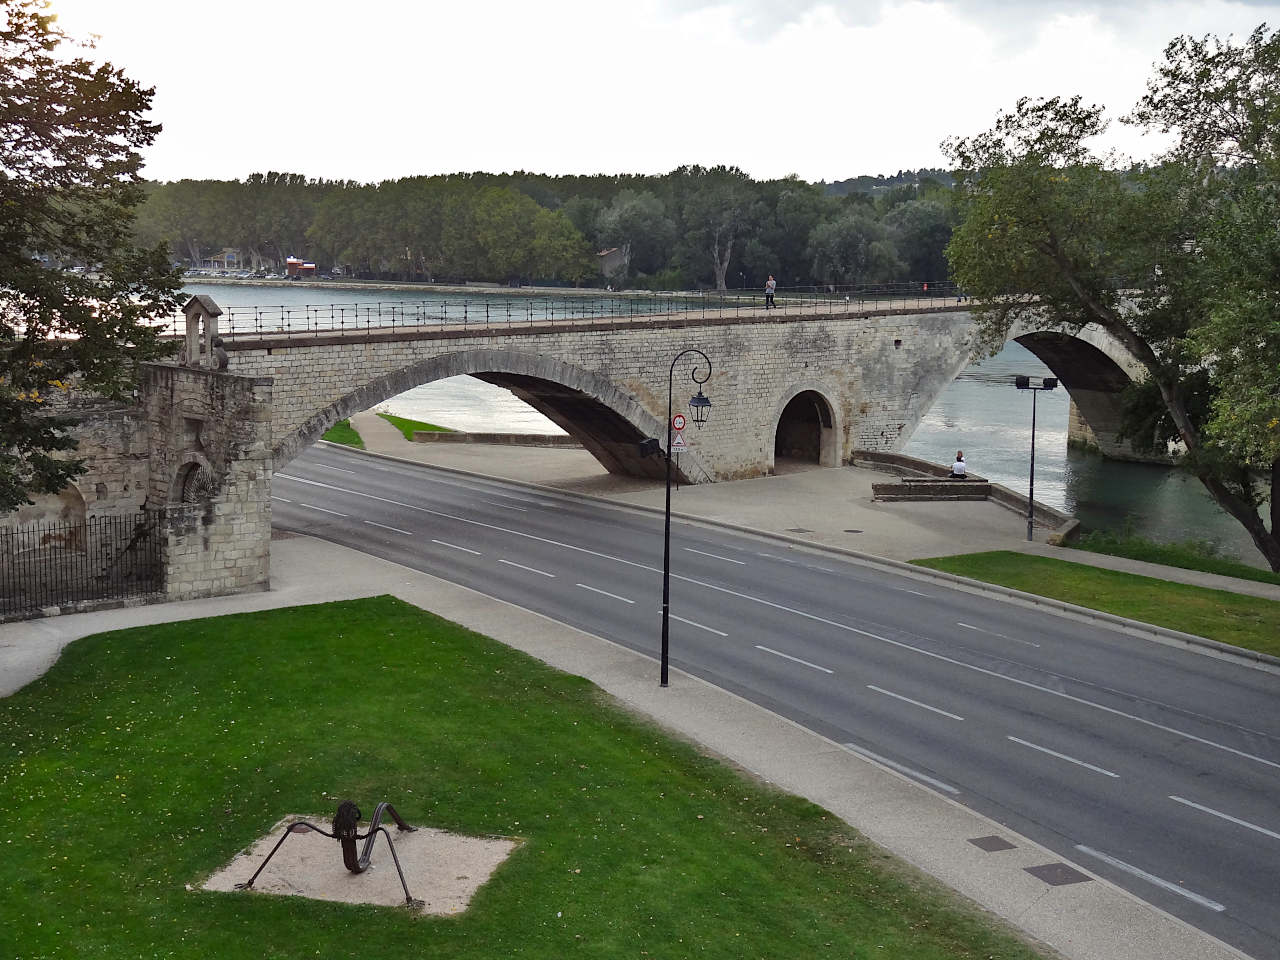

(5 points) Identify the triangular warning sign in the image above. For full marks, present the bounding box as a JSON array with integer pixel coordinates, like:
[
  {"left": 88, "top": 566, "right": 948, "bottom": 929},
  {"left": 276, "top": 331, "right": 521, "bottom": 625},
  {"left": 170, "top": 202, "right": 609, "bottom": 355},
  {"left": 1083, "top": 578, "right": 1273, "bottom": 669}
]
[{"left": 670, "top": 432, "right": 687, "bottom": 449}]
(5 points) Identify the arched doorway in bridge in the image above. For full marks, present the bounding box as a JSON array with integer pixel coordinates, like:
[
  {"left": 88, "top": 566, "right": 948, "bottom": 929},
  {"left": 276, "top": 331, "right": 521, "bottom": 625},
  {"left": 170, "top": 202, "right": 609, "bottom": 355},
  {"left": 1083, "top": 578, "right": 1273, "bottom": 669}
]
[{"left": 773, "top": 390, "right": 838, "bottom": 469}]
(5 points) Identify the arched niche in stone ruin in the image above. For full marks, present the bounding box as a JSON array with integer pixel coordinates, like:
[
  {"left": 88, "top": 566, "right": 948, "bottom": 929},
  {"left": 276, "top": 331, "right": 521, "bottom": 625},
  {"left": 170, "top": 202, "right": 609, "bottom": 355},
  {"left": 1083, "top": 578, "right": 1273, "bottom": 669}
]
[
  {"left": 170, "top": 455, "right": 218, "bottom": 504},
  {"left": 8, "top": 483, "right": 88, "bottom": 530}
]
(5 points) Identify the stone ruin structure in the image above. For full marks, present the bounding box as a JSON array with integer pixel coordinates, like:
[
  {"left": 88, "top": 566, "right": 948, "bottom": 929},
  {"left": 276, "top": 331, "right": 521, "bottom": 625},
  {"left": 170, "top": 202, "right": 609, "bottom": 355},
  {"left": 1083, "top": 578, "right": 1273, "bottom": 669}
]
[{"left": 1, "top": 296, "right": 272, "bottom": 617}]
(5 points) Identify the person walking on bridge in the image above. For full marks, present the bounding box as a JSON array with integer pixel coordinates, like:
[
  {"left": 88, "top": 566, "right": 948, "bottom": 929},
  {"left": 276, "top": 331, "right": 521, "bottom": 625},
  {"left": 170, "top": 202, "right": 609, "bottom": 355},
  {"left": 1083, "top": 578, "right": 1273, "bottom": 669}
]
[{"left": 765, "top": 275, "right": 777, "bottom": 309}]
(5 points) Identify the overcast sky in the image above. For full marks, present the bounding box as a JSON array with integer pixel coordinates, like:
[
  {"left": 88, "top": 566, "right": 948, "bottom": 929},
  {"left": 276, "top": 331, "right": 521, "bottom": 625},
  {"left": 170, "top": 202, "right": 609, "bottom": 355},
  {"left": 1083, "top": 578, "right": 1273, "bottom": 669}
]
[{"left": 46, "top": 0, "right": 1280, "bottom": 184}]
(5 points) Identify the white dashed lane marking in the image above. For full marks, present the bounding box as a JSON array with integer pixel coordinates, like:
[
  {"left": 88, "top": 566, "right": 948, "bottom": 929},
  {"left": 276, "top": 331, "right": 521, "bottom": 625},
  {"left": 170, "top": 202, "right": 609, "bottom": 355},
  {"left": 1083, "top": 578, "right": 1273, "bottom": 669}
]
[{"left": 755, "top": 645, "right": 833, "bottom": 674}]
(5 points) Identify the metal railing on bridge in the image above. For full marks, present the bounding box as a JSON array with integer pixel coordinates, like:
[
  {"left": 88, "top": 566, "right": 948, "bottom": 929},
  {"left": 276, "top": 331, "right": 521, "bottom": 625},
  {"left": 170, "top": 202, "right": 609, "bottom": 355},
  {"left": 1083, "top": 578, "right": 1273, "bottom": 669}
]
[{"left": 170, "top": 280, "right": 972, "bottom": 340}]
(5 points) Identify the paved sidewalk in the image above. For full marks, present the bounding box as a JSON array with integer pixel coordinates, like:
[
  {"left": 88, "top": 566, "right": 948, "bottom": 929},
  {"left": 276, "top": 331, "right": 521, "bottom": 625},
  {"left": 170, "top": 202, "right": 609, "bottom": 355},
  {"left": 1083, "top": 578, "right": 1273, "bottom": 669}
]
[
  {"left": 350, "top": 411, "right": 1280, "bottom": 600},
  {"left": 0, "top": 534, "right": 1246, "bottom": 960}
]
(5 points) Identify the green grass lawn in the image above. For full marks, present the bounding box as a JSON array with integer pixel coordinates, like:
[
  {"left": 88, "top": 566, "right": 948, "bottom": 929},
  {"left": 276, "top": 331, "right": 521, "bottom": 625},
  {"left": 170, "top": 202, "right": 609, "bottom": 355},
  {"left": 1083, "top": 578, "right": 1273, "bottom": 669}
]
[
  {"left": 378, "top": 412, "right": 452, "bottom": 440},
  {"left": 0, "top": 598, "right": 1043, "bottom": 960},
  {"left": 912, "top": 551, "right": 1280, "bottom": 658},
  {"left": 1071, "top": 530, "right": 1280, "bottom": 586},
  {"left": 320, "top": 417, "right": 363, "bottom": 448}
]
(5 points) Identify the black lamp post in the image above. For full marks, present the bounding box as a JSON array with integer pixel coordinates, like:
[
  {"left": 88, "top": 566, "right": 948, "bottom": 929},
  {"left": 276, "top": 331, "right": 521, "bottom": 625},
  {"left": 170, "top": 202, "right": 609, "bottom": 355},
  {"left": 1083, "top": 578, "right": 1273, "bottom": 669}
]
[
  {"left": 1015, "top": 375, "right": 1058, "bottom": 541},
  {"left": 661, "top": 349, "right": 712, "bottom": 687}
]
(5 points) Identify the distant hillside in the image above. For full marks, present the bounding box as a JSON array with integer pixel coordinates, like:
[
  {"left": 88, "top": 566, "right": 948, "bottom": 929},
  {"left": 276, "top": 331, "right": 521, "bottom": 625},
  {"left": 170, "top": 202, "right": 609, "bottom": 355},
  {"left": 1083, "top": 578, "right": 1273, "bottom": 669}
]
[{"left": 821, "top": 169, "right": 955, "bottom": 196}]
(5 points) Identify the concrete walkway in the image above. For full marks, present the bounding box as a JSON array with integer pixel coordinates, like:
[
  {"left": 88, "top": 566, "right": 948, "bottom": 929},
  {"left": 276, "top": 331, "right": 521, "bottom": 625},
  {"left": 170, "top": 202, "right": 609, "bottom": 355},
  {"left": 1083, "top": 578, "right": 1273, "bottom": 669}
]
[{"left": 350, "top": 411, "right": 1280, "bottom": 601}]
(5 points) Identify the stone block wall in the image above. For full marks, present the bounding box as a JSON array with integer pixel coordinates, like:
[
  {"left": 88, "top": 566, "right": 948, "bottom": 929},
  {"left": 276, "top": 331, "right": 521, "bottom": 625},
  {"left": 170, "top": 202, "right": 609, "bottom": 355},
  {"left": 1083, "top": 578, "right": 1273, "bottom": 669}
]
[
  {"left": 225, "top": 308, "right": 978, "bottom": 481},
  {"left": 1, "top": 406, "right": 151, "bottom": 528},
  {"left": 140, "top": 364, "right": 273, "bottom": 600}
]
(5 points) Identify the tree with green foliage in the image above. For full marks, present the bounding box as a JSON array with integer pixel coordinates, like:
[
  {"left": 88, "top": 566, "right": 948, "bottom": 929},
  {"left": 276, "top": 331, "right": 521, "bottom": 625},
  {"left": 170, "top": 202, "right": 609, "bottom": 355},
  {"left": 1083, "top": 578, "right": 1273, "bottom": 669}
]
[
  {"left": 0, "top": 0, "right": 180, "bottom": 511},
  {"left": 595, "top": 189, "right": 676, "bottom": 279},
  {"left": 943, "top": 26, "right": 1280, "bottom": 570},
  {"left": 883, "top": 196, "right": 955, "bottom": 282},
  {"left": 807, "top": 210, "right": 903, "bottom": 287},
  {"left": 675, "top": 166, "right": 760, "bottom": 291}
]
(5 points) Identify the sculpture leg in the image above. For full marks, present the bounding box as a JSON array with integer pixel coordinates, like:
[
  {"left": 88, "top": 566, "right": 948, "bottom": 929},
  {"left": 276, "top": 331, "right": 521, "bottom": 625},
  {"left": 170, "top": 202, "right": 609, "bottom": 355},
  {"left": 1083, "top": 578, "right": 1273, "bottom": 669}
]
[
  {"left": 236, "top": 821, "right": 324, "bottom": 890},
  {"left": 376, "top": 826, "right": 423, "bottom": 908}
]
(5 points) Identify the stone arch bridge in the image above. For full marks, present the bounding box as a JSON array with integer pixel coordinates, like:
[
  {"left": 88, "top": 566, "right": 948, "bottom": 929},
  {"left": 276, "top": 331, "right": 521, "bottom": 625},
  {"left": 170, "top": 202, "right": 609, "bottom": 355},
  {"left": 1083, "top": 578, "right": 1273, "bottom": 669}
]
[
  {"left": 221, "top": 301, "right": 1147, "bottom": 481},
  {"left": 12, "top": 297, "right": 1147, "bottom": 606}
]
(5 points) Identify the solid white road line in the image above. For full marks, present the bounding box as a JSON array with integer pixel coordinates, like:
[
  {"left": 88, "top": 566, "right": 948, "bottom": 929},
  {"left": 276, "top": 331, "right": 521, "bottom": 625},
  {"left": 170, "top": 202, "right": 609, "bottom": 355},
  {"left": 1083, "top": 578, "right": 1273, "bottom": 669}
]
[
  {"left": 271, "top": 496, "right": 293, "bottom": 503},
  {"left": 1007, "top": 736, "right": 1119, "bottom": 777},
  {"left": 481, "top": 499, "right": 528, "bottom": 512},
  {"left": 1074, "top": 845, "right": 1226, "bottom": 912},
  {"left": 957, "top": 621, "right": 1041, "bottom": 648},
  {"left": 843, "top": 743, "right": 959, "bottom": 794},
  {"left": 1169, "top": 795, "right": 1280, "bottom": 841},
  {"left": 683, "top": 547, "right": 746, "bottom": 565},
  {"left": 274, "top": 473, "right": 1278, "bottom": 772},
  {"left": 897, "top": 588, "right": 934, "bottom": 598},
  {"left": 867, "top": 685, "right": 964, "bottom": 721},
  {"left": 312, "top": 463, "right": 357, "bottom": 474},
  {"left": 298, "top": 503, "right": 347, "bottom": 517},
  {"left": 431, "top": 539, "right": 481, "bottom": 555},
  {"left": 363, "top": 520, "right": 412, "bottom": 536},
  {"left": 577, "top": 583, "right": 634, "bottom": 604},
  {"left": 669, "top": 614, "right": 728, "bottom": 637},
  {"left": 755, "top": 645, "right": 834, "bottom": 674},
  {"left": 497, "top": 559, "right": 555, "bottom": 578}
]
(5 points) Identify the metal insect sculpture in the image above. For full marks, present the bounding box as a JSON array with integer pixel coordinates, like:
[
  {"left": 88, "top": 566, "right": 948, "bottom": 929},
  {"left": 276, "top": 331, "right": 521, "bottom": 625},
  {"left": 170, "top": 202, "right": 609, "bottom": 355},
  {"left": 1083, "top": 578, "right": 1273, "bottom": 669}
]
[{"left": 236, "top": 800, "right": 423, "bottom": 907}]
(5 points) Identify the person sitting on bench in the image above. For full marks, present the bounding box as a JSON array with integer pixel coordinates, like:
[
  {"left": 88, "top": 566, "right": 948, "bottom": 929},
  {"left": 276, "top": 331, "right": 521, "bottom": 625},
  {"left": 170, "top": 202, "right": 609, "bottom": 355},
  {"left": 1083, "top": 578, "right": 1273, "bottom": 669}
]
[{"left": 949, "top": 451, "right": 968, "bottom": 480}]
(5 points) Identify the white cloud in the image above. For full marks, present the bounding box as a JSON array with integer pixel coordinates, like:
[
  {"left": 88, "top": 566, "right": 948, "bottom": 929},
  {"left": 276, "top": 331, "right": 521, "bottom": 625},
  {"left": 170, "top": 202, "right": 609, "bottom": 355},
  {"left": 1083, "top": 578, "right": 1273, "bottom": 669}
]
[{"left": 43, "top": 0, "right": 1280, "bottom": 183}]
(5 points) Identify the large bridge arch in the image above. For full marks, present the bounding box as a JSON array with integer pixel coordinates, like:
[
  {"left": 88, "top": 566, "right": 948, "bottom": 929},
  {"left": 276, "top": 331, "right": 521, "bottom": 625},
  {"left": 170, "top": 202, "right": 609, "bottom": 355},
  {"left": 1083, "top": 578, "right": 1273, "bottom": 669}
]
[
  {"left": 1007, "top": 324, "right": 1162, "bottom": 461},
  {"left": 276, "top": 348, "right": 712, "bottom": 482}
]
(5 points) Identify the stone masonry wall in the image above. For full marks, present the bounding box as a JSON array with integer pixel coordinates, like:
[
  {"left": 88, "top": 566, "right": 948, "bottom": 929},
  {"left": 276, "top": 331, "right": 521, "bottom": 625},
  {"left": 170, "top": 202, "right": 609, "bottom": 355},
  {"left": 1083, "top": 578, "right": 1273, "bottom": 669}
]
[
  {"left": 140, "top": 364, "right": 273, "bottom": 600},
  {"left": 225, "top": 309, "right": 979, "bottom": 481}
]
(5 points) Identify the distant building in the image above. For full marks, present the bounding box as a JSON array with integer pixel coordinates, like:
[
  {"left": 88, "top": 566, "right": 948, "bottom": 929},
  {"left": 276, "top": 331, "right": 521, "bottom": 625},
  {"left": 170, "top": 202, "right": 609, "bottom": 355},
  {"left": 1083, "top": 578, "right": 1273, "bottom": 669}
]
[
  {"left": 285, "top": 256, "right": 317, "bottom": 278},
  {"left": 200, "top": 248, "right": 242, "bottom": 271},
  {"left": 596, "top": 247, "right": 627, "bottom": 280}
]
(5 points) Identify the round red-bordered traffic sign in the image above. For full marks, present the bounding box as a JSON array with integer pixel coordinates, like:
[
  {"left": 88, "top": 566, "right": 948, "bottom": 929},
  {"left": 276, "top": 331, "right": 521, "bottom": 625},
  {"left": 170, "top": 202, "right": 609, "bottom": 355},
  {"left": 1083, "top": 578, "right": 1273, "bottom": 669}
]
[{"left": 671, "top": 414, "right": 686, "bottom": 431}]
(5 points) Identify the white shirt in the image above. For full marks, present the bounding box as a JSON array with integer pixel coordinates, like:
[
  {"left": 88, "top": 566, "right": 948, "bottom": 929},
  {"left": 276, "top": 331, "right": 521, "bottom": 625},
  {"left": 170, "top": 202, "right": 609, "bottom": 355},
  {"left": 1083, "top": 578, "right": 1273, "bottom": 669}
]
[{"left": 951, "top": 460, "right": 967, "bottom": 476}]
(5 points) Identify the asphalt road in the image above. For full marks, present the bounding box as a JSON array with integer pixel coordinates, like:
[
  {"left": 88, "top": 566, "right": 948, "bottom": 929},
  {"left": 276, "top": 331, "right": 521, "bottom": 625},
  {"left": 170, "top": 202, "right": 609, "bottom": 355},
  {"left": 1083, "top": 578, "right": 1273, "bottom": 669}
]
[{"left": 272, "top": 444, "right": 1280, "bottom": 959}]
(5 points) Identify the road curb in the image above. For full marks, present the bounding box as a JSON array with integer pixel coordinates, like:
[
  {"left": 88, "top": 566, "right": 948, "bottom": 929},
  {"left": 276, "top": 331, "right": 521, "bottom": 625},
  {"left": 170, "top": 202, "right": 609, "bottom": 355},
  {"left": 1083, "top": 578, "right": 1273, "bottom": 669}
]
[{"left": 314, "top": 441, "right": 1280, "bottom": 675}]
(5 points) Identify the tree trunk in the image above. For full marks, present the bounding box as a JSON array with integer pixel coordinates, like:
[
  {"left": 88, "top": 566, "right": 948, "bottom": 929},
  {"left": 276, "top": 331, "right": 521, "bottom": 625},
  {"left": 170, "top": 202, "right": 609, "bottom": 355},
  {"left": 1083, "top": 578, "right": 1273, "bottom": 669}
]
[
  {"left": 1198, "top": 469, "right": 1280, "bottom": 572},
  {"left": 1272, "top": 458, "right": 1279, "bottom": 545},
  {"left": 711, "top": 226, "right": 734, "bottom": 292}
]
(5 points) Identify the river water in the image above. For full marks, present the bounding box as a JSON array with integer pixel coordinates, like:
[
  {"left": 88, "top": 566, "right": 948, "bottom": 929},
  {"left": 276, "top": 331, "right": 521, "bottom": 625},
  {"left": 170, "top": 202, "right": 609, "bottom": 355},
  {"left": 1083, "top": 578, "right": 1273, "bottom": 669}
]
[{"left": 186, "top": 282, "right": 1266, "bottom": 566}]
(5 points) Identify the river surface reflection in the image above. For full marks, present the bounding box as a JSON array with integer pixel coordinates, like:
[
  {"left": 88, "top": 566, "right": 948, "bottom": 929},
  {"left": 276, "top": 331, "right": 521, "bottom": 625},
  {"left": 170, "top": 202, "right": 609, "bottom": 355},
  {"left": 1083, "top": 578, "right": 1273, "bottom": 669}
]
[
  {"left": 902, "top": 341, "right": 1264, "bottom": 566},
  {"left": 187, "top": 283, "right": 1266, "bottom": 567}
]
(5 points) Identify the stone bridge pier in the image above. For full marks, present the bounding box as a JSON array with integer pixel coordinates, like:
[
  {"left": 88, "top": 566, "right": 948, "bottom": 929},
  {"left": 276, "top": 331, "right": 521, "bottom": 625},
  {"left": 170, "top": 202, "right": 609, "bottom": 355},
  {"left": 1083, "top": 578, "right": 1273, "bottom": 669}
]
[{"left": 1007, "top": 322, "right": 1160, "bottom": 462}]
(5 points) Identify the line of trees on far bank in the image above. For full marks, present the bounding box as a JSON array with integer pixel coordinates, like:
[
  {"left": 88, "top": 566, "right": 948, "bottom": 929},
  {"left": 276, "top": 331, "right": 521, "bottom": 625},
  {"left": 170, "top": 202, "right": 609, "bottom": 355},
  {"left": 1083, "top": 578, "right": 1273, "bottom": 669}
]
[{"left": 132, "top": 167, "right": 959, "bottom": 290}]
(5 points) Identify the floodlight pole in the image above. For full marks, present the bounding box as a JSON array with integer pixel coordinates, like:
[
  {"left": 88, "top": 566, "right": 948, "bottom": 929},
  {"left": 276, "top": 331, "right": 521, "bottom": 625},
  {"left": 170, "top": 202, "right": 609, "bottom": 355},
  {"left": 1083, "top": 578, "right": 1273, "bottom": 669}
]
[
  {"left": 1016, "top": 376, "right": 1057, "bottom": 542},
  {"left": 662, "top": 349, "right": 711, "bottom": 687}
]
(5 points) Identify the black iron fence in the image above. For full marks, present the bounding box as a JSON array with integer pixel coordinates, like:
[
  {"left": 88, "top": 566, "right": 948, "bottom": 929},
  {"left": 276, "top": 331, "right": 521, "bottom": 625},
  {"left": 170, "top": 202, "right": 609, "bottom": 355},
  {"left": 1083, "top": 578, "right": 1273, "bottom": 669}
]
[
  {"left": 0, "top": 512, "right": 164, "bottom": 617},
  {"left": 158, "top": 280, "right": 979, "bottom": 341}
]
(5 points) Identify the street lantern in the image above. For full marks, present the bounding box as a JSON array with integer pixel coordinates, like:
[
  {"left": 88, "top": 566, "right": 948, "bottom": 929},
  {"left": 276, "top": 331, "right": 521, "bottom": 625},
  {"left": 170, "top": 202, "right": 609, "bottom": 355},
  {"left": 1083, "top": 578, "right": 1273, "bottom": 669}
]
[
  {"left": 1015, "top": 375, "right": 1058, "bottom": 541},
  {"left": 660, "top": 349, "right": 712, "bottom": 687},
  {"left": 689, "top": 388, "right": 711, "bottom": 426}
]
